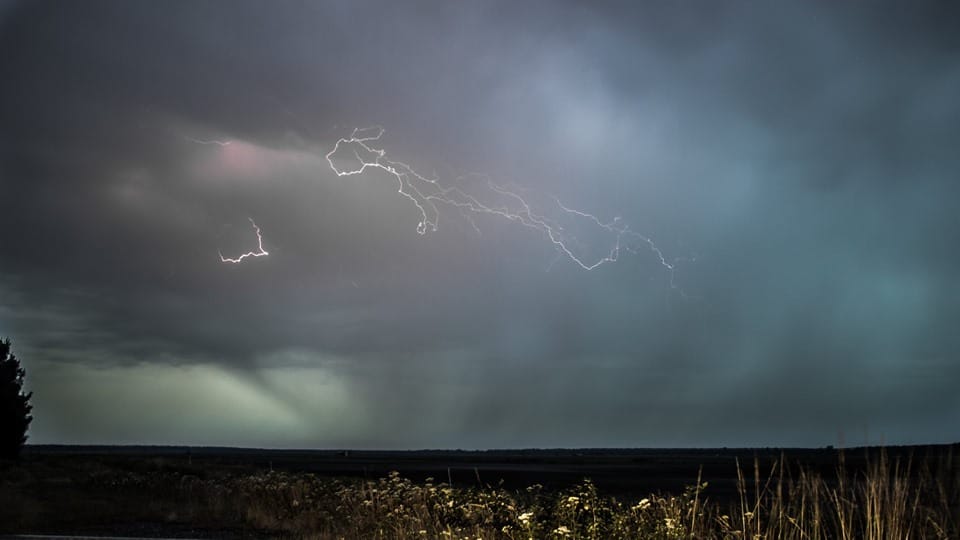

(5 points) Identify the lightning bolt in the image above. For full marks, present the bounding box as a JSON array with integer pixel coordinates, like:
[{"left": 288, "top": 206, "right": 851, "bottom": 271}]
[
  {"left": 325, "top": 127, "right": 685, "bottom": 280},
  {"left": 219, "top": 218, "right": 269, "bottom": 264},
  {"left": 185, "top": 136, "right": 233, "bottom": 146}
]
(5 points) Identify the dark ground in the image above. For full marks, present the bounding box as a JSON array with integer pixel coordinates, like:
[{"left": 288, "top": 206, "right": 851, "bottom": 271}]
[
  {"left": 23, "top": 443, "right": 959, "bottom": 496},
  {"left": 2, "top": 443, "right": 957, "bottom": 538}
]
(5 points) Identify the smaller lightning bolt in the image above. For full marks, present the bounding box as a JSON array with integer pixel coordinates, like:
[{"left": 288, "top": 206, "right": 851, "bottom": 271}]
[
  {"left": 185, "top": 136, "right": 233, "bottom": 146},
  {"left": 219, "top": 218, "right": 269, "bottom": 264}
]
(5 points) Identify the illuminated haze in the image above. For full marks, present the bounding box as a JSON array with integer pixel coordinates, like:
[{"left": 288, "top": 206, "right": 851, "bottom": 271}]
[{"left": 1, "top": 1, "right": 959, "bottom": 448}]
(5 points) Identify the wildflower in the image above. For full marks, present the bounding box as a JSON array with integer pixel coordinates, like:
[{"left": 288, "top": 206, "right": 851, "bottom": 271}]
[
  {"left": 519, "top": 511, "right": 534, "bottom": 524},
  {"left": 554, "top": 525, "right": 571, "bottom": 536},
  {"left": 567, "top": 496, "right": 580, "bottom": 504},
  {"left": 633, "top": 498, "right": 651, "bottom": 511}
]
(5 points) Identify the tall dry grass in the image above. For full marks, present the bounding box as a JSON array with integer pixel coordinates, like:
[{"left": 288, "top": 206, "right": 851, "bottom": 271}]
[{"left": 725, "top": 449, "right": 958, "bottom": 540}]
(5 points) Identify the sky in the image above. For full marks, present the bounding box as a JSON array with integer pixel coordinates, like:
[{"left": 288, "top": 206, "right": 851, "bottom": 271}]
[{"left": 1, "top": 0, "right": 959, "bottom": 449}]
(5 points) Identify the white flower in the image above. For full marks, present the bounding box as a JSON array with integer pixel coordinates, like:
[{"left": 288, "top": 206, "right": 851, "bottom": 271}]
[
  {"left": 519, "top": 511, "right": 534, "bottom": 523},
  {"left": 554, "top": 525, "right": 571, "bottom": 536}
]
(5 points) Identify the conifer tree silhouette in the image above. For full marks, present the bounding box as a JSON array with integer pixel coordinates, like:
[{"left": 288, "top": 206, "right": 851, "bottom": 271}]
[{"left": 1, "top": 338, "right": 33, "bottom": 459}]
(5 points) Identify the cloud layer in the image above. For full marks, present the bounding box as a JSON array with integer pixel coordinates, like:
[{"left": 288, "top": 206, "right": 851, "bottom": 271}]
[{"left": 2, "top": 0, "right": 959, "bottom": 448}]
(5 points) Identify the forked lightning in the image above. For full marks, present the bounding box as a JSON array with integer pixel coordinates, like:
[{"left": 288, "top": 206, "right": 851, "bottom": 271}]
[
  {"left": 219, "top": 218, "right": 269, "bottom": 264},
  {"left": 325, "top": 127, "right": 679, "bottom": 275}
]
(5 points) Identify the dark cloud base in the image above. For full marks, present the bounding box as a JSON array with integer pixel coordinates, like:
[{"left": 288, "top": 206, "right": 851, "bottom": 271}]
[{"left": 1, "top": 0, "right": 959, "bottom": 448}]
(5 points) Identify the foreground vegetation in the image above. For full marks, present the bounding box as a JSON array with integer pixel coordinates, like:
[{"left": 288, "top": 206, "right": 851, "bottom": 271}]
[{"left": 2, "top": 449, "right": 958, "bottom": 539}]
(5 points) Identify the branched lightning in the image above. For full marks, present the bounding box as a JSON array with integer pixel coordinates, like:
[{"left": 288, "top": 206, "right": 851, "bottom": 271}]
[
  {"left": 219, "top": 218, "right": 269, "bottom": 264},
  {"left": 325, "top": 127, "right": 686, "bottom": 281}
]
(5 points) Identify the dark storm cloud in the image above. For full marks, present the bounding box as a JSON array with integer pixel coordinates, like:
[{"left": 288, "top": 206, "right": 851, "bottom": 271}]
[{"left": 2, "top": 0, "right": 959, "bottom": 447}]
